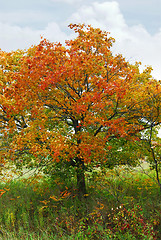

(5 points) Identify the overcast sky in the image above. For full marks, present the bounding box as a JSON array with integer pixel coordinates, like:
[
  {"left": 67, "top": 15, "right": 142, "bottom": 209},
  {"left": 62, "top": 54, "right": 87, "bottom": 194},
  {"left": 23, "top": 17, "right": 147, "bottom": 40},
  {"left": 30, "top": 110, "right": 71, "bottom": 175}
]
[{"left": 0, "top": 0, "right": 161, "bottom": 80}]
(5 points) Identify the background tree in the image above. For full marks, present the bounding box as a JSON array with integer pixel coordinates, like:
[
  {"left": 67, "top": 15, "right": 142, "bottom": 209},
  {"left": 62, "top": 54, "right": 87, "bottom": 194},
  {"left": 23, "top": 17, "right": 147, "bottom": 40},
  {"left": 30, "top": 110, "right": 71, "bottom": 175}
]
[
  {"left": 0, "top": 49, "right": 26, "bottom": 173},
  {"left": 0, "top": 24, "right": 161, "bottom": 196},
  {"left": 144, "top": 126, "right": 161, "bottom": 192}
]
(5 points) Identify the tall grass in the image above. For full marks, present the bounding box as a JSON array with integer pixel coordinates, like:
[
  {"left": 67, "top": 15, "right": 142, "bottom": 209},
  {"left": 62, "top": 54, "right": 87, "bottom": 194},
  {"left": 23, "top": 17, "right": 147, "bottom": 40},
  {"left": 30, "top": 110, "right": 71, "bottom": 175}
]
[{"left": 0, "top": 166, "right": 160, "bottom": 239}]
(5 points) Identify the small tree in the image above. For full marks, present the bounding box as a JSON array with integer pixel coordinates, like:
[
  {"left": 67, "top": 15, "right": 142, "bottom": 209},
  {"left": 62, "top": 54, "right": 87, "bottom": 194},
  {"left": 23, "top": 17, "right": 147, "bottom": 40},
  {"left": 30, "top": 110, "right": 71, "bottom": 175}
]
[
  {"left": 0, "top": 24, "right": 161, "bottom": 196},
  {"left": 148, "top": 126, "right": 161, "bottom": 192},
  {"left": 134, "top": 86, "right": 161, "bottom": 193},
  {"left": 140, "top": 125, "right": 161, "bottom": 193}
]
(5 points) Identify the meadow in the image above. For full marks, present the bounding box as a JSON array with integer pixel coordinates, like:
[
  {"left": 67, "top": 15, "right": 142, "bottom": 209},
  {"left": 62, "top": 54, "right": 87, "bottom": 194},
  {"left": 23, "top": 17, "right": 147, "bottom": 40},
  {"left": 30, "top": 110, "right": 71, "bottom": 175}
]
[{"left": 0, "top": 165, "right": 160, "bottom": 239}]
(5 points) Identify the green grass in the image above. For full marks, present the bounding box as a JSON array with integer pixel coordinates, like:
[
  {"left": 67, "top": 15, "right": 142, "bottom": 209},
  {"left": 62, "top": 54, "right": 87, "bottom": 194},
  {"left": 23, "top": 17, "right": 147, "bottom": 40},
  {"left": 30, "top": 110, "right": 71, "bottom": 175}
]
[{"left": 0, "top": 167, "right": 160, "bottom": 239}]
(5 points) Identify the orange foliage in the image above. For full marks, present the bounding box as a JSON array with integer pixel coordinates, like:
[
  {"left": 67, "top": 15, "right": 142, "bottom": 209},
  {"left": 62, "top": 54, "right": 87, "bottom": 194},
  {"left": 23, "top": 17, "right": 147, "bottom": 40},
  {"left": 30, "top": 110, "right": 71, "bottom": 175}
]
[{"left": 0, "top": 23, "right": 161, "bottom": 172}]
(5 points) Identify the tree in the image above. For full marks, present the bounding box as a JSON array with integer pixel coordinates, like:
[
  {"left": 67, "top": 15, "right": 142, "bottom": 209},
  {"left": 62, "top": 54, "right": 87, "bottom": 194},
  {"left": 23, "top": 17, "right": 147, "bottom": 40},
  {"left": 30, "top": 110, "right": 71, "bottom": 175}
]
[
  {"left": 0, "top": 24, "right": 161, "bottom": 196},
  {"left": 137, "top": 87, "right": 161, "bottom": 193},
  {"left": 145, "top": 126, "right": 161, "bottom": 193},
  {"left": 0, "top": 49, "right": 25, "bottom": 172}
]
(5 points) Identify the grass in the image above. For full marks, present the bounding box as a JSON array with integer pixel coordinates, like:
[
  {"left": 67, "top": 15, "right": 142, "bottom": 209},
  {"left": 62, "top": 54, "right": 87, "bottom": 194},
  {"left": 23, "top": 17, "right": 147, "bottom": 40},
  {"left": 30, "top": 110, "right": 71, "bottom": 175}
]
[{"left": 0, "top": 166, "right": 160, "bottom": 239}]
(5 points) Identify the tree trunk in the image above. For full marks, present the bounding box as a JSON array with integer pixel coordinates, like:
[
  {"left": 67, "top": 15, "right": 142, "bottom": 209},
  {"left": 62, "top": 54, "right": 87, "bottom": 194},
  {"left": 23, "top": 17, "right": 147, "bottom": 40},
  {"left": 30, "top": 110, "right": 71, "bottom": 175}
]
[
  {"left": 72, "top": 119, "right": 87, "bottom": 197},
  {"left": 76, "top": 157, "right": 87, "bottom": 197}
]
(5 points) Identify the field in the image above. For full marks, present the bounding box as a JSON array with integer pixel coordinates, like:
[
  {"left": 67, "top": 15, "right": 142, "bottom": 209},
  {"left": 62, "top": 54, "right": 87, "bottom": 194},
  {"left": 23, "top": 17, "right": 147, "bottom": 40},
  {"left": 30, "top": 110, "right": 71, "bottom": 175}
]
[{"left": 0, "top": 165, "right": 160, "bottom": 239}]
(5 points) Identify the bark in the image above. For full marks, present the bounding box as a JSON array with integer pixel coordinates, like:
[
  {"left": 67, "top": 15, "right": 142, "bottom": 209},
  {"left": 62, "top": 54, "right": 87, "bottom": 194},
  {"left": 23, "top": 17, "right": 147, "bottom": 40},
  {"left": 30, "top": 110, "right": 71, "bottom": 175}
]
[
  {"left": 76, "top": 157, "right": 87, "bottom": 197},
  {"left": 72, "top": 119, "right": 87, "bottom": 197},
  {"left": 150, "top": 145, "right": 161, "bottom": 194},
  {"left": 149, "top": 125, "right": 161, "bottom": 194}
]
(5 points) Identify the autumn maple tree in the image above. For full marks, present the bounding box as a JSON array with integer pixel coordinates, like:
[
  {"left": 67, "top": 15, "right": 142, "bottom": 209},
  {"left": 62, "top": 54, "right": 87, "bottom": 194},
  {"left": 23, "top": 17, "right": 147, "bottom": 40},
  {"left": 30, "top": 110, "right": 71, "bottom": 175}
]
[{"left": 0, "top": 24, "right": 161, "bottom": 196}]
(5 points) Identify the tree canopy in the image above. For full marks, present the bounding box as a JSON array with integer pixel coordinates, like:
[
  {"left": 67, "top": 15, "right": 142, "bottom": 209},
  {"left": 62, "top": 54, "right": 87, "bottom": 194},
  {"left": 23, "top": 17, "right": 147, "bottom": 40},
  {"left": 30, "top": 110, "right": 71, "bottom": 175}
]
[{"left": 0, "top": 24, "right": 161, "bottom": 195}]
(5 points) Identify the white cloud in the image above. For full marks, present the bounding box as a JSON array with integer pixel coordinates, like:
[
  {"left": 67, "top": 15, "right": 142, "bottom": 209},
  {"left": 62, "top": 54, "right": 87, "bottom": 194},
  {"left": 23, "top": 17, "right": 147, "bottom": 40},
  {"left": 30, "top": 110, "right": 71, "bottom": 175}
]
[
  {"left": 66, "top": 1, "right": 127, "bottom": 31},
  {"left": 0, "top": 22, "right": 68, "bottom": 51},
  {"left": 66, "top": 1, "right": 161, "bottom": 80},
  {"left": 41, "top": 22, "right": 68, "bottom": 42},
  {"left": 0, "top": 23, "right": 40, "bottom": 51}
]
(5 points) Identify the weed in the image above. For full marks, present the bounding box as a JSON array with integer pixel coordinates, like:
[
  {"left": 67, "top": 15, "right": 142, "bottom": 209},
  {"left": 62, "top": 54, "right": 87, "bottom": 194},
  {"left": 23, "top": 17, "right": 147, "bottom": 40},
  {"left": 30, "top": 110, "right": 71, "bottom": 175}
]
[{"left": 0, "top": 167, "right": 160, "bottom": 239}]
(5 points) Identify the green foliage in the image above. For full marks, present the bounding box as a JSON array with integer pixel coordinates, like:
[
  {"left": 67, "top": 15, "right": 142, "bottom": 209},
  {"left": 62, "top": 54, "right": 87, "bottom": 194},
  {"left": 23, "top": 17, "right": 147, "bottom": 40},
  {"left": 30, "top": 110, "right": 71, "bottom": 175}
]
[{"left": 103, "top": 138, "right": 143, "bottom": 168}]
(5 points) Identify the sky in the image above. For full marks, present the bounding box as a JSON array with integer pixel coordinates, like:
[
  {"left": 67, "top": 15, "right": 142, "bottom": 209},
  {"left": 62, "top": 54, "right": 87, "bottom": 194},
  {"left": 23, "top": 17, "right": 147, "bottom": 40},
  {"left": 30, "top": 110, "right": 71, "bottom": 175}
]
[
  {"left": 0, "top": 0, "right": 161, "bottom": 135},
  {"left": 0, "top": 0, "right": 161, "bottom": 80}
]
